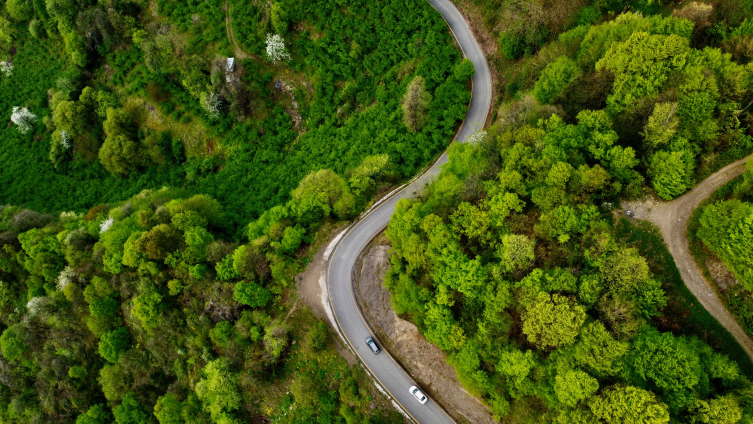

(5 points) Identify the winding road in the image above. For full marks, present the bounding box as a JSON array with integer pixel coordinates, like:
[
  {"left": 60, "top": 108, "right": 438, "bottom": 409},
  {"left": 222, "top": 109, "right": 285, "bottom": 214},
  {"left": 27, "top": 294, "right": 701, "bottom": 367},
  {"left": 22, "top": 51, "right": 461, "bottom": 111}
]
[
  {"left": 624, "top": 155, "right": 753, "bottom": 361},
  {"left": 326, "top": 1, "right": 492, "bottom": 423}
]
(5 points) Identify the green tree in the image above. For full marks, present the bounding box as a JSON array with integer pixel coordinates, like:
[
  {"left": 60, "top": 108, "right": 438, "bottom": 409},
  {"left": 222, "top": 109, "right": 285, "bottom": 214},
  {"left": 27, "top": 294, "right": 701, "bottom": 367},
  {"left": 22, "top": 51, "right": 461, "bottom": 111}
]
[
  {"left": 497, "top": 234, "right": 535, "bottom": 273},
  {"left": 76, "top": 405, "right": 113, "bottom": 424},
  {"left": 629, "top": 329, "right": 702, "bottom": 409},
  {"left": 574, "top": 321, "right": 629, "bottom": 378},
  {"left": 698, "top": 200, "right": 753, "bottom": 289},
  {"left": 233, "top": 275, "right": 272, "bottom": 307},
  {"left": 402, "top": 76, "right": 432, "bottom": 132},
  {"left": 649, "top": 150, "right": 690, "bottom": 200},
  {"left": 554, "top": 369, "right": 599, "bottom": 408},
  {"left": 521, "top": 291, "right": 586, "bottom": 349},
  {"left": 590, "top": 386, "right": 670, "bottom": 424},
  {"left": 596, "top": 32, "right": 690, "bottom": 113},
  {"left": 132, "top": 291, "right": 163, "bottom": 328},
  {"left": 195, "top": 358, "right": 241, "bottom": 424},
  {"left": 532, "top": 56, "right": 581, "bottom": 104},
  {"left": 687, "top": 396, "right": 743, "bottom": 424},
  {"left": 99, "top": 134, "right": 144, "bottom": 176},
  {"left": 348, "top": 154, "right": 390, "bottom": 196},
  {"left": 114, "top": 393, "right": 149, "bottom": 424},
  {"left": 643, "top": 102, "right": 679, "bottom": 147},
  {"left": 98, "top": 327, "right": 131, "bottom": 363},
  {"left": 0, "top": 325, "right": 27, "bottom": 363},
  {"left": 6, "top": 0, "right": 33, "bottom": 22},
  {"left": 453, "top": 58, "right": 475, "bottom": 81},
  {"left": 292, "top": 169, "right": 354, "bottom": 221},
  {"left": 154, "top": 394, "right": 183, "bottom": 424}
]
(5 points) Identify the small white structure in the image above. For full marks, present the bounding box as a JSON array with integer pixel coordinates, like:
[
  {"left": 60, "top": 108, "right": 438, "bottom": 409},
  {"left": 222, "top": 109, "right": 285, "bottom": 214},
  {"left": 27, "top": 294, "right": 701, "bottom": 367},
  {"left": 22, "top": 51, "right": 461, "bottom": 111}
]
[{"left": 226, "top": 57, "right": 235, "bottom": 72}]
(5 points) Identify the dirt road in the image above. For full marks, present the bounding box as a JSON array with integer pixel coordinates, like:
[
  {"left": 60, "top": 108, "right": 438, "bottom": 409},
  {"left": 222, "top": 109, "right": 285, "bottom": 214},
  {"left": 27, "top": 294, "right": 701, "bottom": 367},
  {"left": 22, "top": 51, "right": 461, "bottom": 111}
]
[{"left": 623, "top": 155, "right": 752, "bottom": 360}]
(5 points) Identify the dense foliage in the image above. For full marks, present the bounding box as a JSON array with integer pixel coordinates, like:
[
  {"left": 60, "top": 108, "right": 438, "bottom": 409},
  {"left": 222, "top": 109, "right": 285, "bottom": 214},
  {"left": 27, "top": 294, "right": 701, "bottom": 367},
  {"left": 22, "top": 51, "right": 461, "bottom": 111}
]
[
  {"left": 0, "top": 190, "right": 403, "bottom": 423},
  {"left": 499, "top": 9, "right": 753, "bottom": 202},
  {"left": 383, "top": 113, "right": 753, "bottom": 421},
  {"left": 0, "top": 0, "right": 469, "bottom": 232},
  {"left": 691, "top": 158, "right": 753, "bottom": 337}
]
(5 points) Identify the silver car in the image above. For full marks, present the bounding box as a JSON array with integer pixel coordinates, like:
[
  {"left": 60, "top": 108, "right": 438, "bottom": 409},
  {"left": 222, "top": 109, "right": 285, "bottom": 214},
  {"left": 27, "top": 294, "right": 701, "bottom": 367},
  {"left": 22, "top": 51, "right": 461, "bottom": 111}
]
[
  {"left": 365, "top": 336, "right": 380, "bottom": 354},
  {"left": 409, "top": 385, "right": 428, "bottom": 404}
]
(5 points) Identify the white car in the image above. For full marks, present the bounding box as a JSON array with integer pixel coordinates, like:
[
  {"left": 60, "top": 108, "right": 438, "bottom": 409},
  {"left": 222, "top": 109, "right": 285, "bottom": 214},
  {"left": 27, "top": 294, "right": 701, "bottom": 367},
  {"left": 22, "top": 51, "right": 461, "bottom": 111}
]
[{"left": 409, "top": 386, "right": 428, "bottom": 404}]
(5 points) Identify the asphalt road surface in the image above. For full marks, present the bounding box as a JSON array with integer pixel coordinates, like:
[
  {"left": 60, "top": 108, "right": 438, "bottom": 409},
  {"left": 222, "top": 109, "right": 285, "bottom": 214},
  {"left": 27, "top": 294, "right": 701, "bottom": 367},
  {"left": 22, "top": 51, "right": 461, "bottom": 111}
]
[{"left": 326, "top": 0, "right": 492, "bottom": 422}]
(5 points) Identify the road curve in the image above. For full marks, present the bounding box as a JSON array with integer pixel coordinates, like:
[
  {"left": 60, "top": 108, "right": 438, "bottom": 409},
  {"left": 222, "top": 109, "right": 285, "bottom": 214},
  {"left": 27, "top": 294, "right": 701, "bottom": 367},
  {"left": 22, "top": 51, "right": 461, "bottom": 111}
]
[
  {"left": 327, "top": 1, "right": 492, "bottom": 423},
  {"left": 624, "top": 155, "right": 753, "bottom": 361}
]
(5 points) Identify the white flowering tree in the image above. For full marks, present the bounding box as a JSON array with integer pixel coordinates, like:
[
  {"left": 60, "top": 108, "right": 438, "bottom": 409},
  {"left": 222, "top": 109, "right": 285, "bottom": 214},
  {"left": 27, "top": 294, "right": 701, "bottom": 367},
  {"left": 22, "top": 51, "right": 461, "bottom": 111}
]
[
  {"left": 100, "top": 217, "right": 114, "bottom": 234},
  {"left": 59, "top": 130, "right": 71, "bottom": 150},
  {"left": 266, "top": 33, "right": 290, "bottom": 63},
  {"left": 0, "top": 61, "right": 11, "bottom": 76},
  {"left": 464, "top": 129, "right": 487, "bottom": 146},
  {"left": 56, "top": 266, "right": 75, "bottom": 291},
  {"left": 201, "top": 92, "right": 222, "bottom": 120},
  {"left": 10, "top": 106, "right": 36, "bottom": 134}
]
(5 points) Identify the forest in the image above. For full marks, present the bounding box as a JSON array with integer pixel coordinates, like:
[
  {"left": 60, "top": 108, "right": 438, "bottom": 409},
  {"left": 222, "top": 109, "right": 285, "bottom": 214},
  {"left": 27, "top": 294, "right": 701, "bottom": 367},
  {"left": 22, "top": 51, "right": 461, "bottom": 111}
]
[
  {"left": 379, "top": 0, "right": 753, "bottom": 422},
  {"left": 2, "top": 0, "right": 753, "bottom": 423},
  {"left": 0, "top": 186, "right": 405, "bottom": 423},
  {"left": 0, "top": 0, "right": 470, "bottom": 232}
]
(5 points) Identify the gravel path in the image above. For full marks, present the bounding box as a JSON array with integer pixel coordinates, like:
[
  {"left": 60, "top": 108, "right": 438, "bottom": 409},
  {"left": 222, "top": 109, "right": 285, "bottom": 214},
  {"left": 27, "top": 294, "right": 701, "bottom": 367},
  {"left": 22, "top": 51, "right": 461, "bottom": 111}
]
[{"left": 623, "top": 155, "right": 753, "bottom": 360}]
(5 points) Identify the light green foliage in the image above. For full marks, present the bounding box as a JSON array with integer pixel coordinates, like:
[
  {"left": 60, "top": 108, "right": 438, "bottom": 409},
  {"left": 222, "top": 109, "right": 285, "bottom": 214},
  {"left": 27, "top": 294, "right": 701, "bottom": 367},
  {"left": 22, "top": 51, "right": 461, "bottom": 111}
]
[
  {"left": 167, "top": 279, "right": 183, "bottom": 296},
  {"left": 424, "top": 301, "right": 465, "bottom": 351},
  {"left": 195, "top": 358, "right": 241, "bottom": 424},
  {"left": 68, "top": 365, "right": 87, "bottom": 379},
  {"left": 453, "top": 58, "right": 475, "bottom": 81},
  {"left": 100, "top": 134, "right": 145, "bottom": 177},
  {"left": 574, "top": 321, "right": 629, "bottom": 378},
  {"left": 590, "top": 386, "right": 670, "bottom": 424},
  {"left": 172, "top": 211, "right": 208, "bottom": 231},
  {"left": 698, "top": 200, "right": 753, "bottom": 289},
  {"left": 451, "top": 202, "right": 490, "bottom": 243},
  {"left": 402, "top": 76, "right": 432, "bottom": 132},
  {"left": 497, "top": 348, "right": 538, "bottom": 395},
  {"left": 234, "top": 281, "right": 271, "bottom": 308},
  {"left": 348, "top": 154, "right": 390, "bottom": 196},
  {"left": 649, "top": 150, "right": 691, "bottom": 200},
  {"left": 0, "top": 325, "right": 27, "bottom": 363},
  {"left": 292, "top": 169, "right": 354, "bottom": 222},
  {"left": 98, "top": 327, "right": 131, "bottom": 363},
  {"left": 76, "top": 405, "right": 113, "bottom": 424},
  {"left": 596, "top": 32, "right": 690, "bottom": 113},
  {"left": 643, "top": 103, "right": 679, "bottom": 147},
  {"left": 521, "top": 291, "right": 586, "bottom": 348},
  {"left": 132, "top": 291, "right": 163, "bottom": 328},
  {"left": 553, "top": 369, "right": 598, "bottom": 407},
  {"left": 432, "top": 241, "right": 487, "bottom": 299},
  {"left": 262, "top": 320, "right": 288, "bottom": 359},
  {"left": 687, "top": 396, "right": 743, "bottom": 424},
  {"left": 114, "top": 393, "right": 150, "bottom": 424},
  {"left": 487, "top": 192, "right": 525, "bottom": 226},
  {"left": 497, "top": 234, "right": 535, "bottom": 273},
  {"left": 532, "top": 56, "right": 581, "bottom": 104},
  {"left": 5, "top": 0, "right": 32, "bottom": 21},
  {"left": 215, "top": 255, "right": 239, "bottom": 281},
  {"left": 154, "top": 394, "right": 183, "bottom": 424}
]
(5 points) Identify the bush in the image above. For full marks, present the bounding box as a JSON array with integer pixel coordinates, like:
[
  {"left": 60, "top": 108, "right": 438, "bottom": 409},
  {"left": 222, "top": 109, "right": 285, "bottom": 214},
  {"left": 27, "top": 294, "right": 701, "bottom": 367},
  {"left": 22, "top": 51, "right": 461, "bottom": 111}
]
[{"left": 234, "top": 281, "right": 272, "bottom": 308}]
